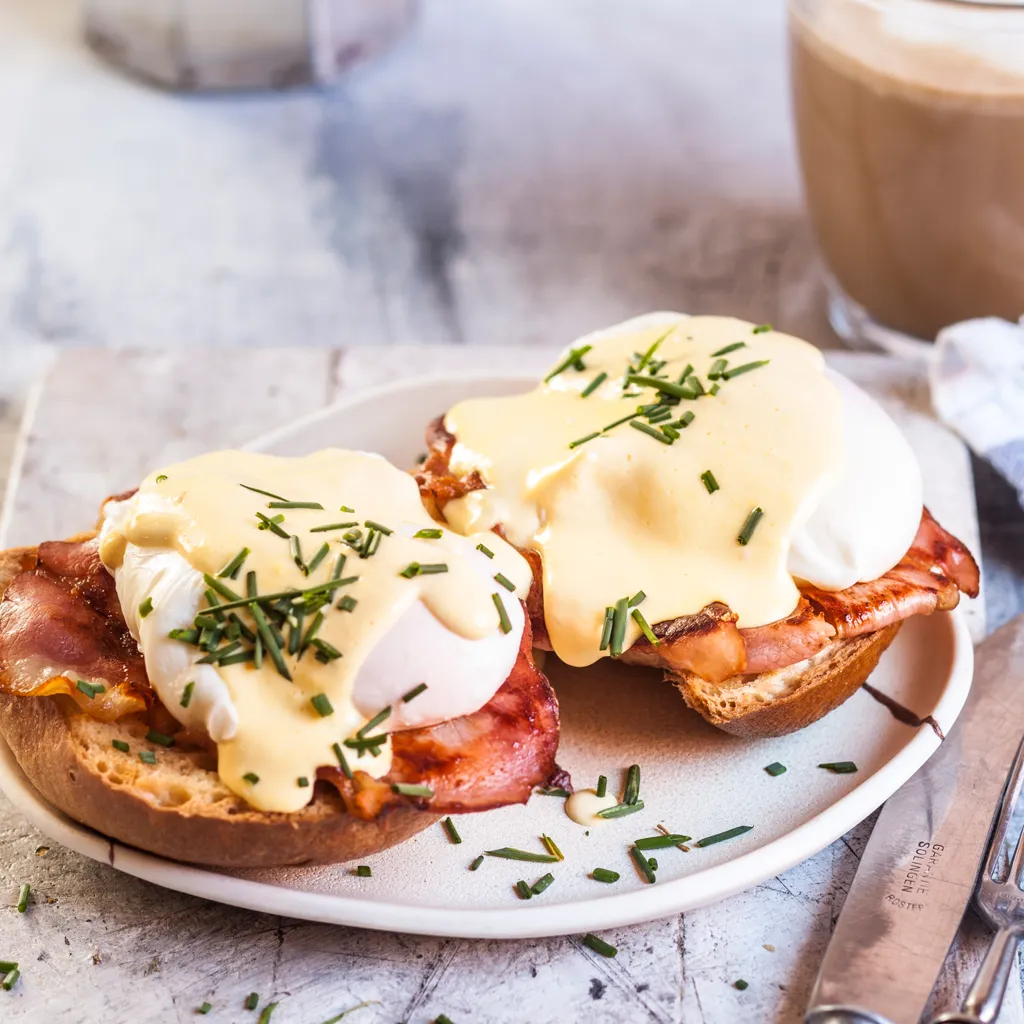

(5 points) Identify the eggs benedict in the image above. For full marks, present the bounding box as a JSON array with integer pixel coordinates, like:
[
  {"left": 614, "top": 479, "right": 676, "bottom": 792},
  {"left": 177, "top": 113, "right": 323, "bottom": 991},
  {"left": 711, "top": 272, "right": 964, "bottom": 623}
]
[
  {"left": 417, "top": 313, "right": 980, "bottom": 737},
  {"left": 0, "top": 449, "right": 559, "bottom": 866}
]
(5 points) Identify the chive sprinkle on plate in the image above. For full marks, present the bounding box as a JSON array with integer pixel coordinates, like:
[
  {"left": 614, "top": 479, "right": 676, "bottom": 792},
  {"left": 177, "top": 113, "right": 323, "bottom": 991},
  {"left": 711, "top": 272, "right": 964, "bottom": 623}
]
[
  {"left": 139, "top": 750, "right": 157, "bottom": 765},
  {"left": 540, "top": 834, "right": 564, "bottom": 861},
  {"left": 819, "top": 761, "right": 858, "bottom": 774},
  {"left": 764, "top": 762, "right": 787, "bottom": 777},
  {"left": 591, "top": 868, "right": 619, "bottom": 883},
  {"left": 596, "top": 800, "right": 645, "bottom": 819},
  {"left": 16, "top": 884, "right": 29, "bottom": 913},
  {"left": 582, "top": 934, "right": 617, "bottom": 958},
  {"left": 112, "top": 739, "right": 130, "bottom": 754},
  {"left": 243, "top": 772, "right": 260, "bottom": 785},
  {"left": 197, "top": 1003, "right": 213, "bottom": 1015},
  {"left": 392, "top": 783, "right": 434, "bottom": 798},
  {"left": 634, "top": 834, "right": 690, "bottom": 850},
  {"left": 244, "top": 992, "right": 259, "bottom": 1010},
  {"left": 530, "top": 872, "right": 555, "bottom": 896},
  {"left": 695, "top": 825, "right": 754, "bottom": 847},
  {"left": 701, "top": 470, "right": 720, "bottom": 494},
  {"left": 256, "top": 1003, "right": 279, "bottom": 1024},
  {"left": 442, "top": 817, "right": 462, "bottom": 845},
  {"left": 737, "top": 506, "right": 764, "bottom": 546},
  {"left": 355, "top": 865, "right": 371, "bottom": 878},
  {"left": 630, "top": 846, "right": 656, "bottom": 884},
  {"left": 735, "top": 979, "right": 750, "bottom": 990},
  {"left": 469, "top": 855, "right": 485, "bottom": 872},
  {"left": 485, "top": 847, "right": 559, "bottom": 863}
]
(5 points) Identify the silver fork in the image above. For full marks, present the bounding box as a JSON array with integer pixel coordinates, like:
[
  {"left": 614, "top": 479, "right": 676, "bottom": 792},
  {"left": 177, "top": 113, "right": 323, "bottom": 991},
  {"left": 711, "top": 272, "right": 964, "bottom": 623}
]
[{"left": 933, "top": 738, "right": 1024, "bottom": 1024}]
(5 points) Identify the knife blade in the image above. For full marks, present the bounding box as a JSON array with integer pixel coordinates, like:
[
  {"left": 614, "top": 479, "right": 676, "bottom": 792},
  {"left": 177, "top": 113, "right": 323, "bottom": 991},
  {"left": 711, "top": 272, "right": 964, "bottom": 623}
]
[{"left": 806, "top": 614, "right": 1024, "bottom": 1024}]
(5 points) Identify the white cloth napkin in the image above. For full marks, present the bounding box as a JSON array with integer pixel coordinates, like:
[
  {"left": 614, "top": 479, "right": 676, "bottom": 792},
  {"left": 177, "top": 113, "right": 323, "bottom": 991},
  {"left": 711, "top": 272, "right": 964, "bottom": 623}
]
[{"left": 929, "top": 316, "right": 1024, "bottom": 509}]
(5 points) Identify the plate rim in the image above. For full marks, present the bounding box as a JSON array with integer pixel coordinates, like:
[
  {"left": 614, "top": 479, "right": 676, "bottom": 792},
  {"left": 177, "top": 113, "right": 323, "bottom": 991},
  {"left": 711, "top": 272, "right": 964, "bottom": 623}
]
[{"left": 0, "top": 372, "right": 977, "bottom": 939}]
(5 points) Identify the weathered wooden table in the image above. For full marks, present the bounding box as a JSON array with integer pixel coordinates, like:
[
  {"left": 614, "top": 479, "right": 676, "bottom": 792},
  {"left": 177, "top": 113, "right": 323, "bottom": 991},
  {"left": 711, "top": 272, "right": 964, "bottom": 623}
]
[{"left": 1, "top": 1, "right": 1023, "bottom": 1021}]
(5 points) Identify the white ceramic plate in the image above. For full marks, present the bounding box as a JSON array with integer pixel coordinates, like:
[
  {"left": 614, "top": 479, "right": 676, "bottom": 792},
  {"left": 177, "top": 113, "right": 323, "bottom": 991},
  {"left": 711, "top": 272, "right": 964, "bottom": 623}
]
[{"left": 0, "top": 374, "right": 975, "bottom": 940}]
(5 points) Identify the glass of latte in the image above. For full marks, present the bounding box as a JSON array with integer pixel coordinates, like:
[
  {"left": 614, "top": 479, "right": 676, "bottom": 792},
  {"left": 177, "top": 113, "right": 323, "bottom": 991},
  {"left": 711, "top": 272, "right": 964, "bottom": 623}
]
[{"left": 790, "top": 0, "right": 1024, "bottom": 352}]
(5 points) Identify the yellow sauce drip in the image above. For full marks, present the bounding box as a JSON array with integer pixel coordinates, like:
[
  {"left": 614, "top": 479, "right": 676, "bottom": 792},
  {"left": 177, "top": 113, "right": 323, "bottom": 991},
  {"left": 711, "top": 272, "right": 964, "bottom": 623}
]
[
  {"left": 565, "top": 789, "right": 619, "bottom": 827},
  {"left": 101, "top": 449, "right": 532, "bottom": 813},
  {"left": 443, "top": 315, "right": 842, "bottom": 667}
]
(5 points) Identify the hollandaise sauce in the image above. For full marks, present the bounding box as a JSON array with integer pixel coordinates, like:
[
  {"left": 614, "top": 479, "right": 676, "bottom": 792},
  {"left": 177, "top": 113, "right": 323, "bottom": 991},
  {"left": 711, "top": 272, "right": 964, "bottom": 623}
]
[
  {"left": 99, "top": 449, "right": 531, "bottom": 812},
  {"left": 442, "top": 314, "right": 843, "bottom": 667}
]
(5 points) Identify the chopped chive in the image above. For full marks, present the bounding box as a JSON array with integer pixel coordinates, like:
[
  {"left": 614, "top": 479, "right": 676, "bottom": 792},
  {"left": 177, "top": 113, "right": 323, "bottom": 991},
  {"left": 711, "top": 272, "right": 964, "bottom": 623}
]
[
  {"left": 311, "top": 638, "right": 342, "bottom": 663},
  {"left": 545, "top": 343, "right": 593, "bottom": 382},
  {"left": 0, "top": 962, "right": 18, "bottom": 974},
  {"left": 629, "top": 590, "right": 646, "bottom": 607},
  {"left": 624, "top": 763, "right": 641, "bottom": 805},
  {"left": 243, "top": 772, "right": 260, "bottom": 785},
  {"left": 609, "top": 597, "right": 628, "bottom": 657},
  {"left": 676, "top": 362, "right": 694, "bottom": 384},
  {"left": 418, "top": 564, "right": 448, "bottom": 575},
  {"left": 476, "top": 543, "right": 495, "bottom": 559},
  {"left": 402, "top": 683, "right": 428, "bottom": 703},
  {"left": 661, "top": 426, "right": 680, "bottom": 440},
  {"left": 626, "top": 374, "right": 691, "bottom": 399},
  {"left": 146, "top": 730, "right": 175, "bottom": 748},
  {"left": 168, "top": 627, "right": 200, "bottom": 644},
  {"left": 582, "top": 934, "right": 617, "bottom": 958},
  {"left": 139, "top": 750, "right": 157, "bottom": 764},
  {"left": 696, "top": 825, "right": 754, "bottom": 847},
  {"left": 363, "top": 520, "right": 392, "bottom": 536},
  {"left": 492, "top": 592, "right": 512, "bottom": 634},
  {"left": 245, "top": 993, "right": 259, "bottom": 1010},
  {"left": 599, "top": 607, "right": 614, "bottom": 651},
  {"left": 240, "top": 483, "right": 289, "bottom": 501},
  {"left": 536, "top": 787, "right": 571, "bottom": 798},
  {"left": 735, "top": 979, "right": 750, "bottom": 990},
  {"left": 764, "top": 762, "right": 787, "bottom": 777},
  {"left": 138, "top": 597, "right": 153, "bottom": 619},
  {"left": 469, "top": 855, "right": 485, "bottom": 871},
  {"left": 306, "top": 542, "right": 331, "bottom": 575},
  {"left": 198, "top": 642, "right": 245, "bottom": 665},
  {"left": 569, "top": 431, "right": 601, "bottom": 450},
  {"left": 414, "top": 528, "right": 443, "bottom": 539},
  {"left": 708, "top": 358, "right": 728, "bottom": 380},
  {"left": 596, "top": 775, "right": 608, "bottom": 798},
  {"left": 246, "top": 571, "right": 258, "bottom": 599},
  {"left": 290, "top": 535, "right": 306, "bottom": 574},
  {"left": 752, "top": 324, "right": 772, "bottom": 333},
  {"left": 197, "top": 1003, "right": 213, "bottom": 1015},
  {"left": 355, "top": 865, "right": 371, "bottom": 878},
  {"left": 112, "top": 739, "right": 130, "bottom": 753},
  {"left": 685, "top": 375, "right": 705, "bottom": 396},
  {"left": 722, "top": 359, "right": 770, "bottom": 380},
  {"left": 392, "top": 783, "right": 434, "bottom": 798},
  {"left": 399, "top": 562, "right": 419, "bottom": 578},
  {"left": 155, "top": 474, "right": 168, "bottom": 483},
  {"left": 636, "top": 328, "right": 675, "bottom": 370},
  {"left": 255, "top": 512, "right": 289, "bottom": 538},
  {"left": 675, "top": 411, "right": 695, "bottom": 428},
  {"left": 630, "top": 845, "right": 656, "bottom": 884},
  {"left": 435, "top": 1016, "right": 455, "bottom": 1024},
  {"left": 310, "top": 521, "right": 358, "bottom": 533},
  {"left": 634, "top": 834, "right": 690, "bottom": 850},
  {"left": 712, "top": 341, "right": 747, "bottom": 356},
  {"left": 257, "top": 1003, "right": 278, "bottom": 1024},
  {"left": 541, "top": 834, "right": 564, "bottom": 861},
  {"left": 629, "top": 419, "right": 674, "bottom": 445},
  {"left": 297, "top": 776, "right": 309, "bottom": 788},
  {"left": 253, "top": 634, "right": 263, "bottom": 669},
  {"left": 75, "top": 680, "right": 105, "bottom": 699},
  {"left": 300, "top": 611, "right": 325, "bottom": 652},
  {"left": 601, "top": 411, "right": 641, "bottom": 432},
  {"left": 701, "top": 470, "right": 720, "bottom": 494},
  {"left": 485, "top": 848, "right": 559, "bottom": 863},
  {"left": 819, "top": 761, "right": 858, "bottom": 774},
  {"left": 16, "top": 884, "right": 29, "bottom": 913},
  {"left": 442, "top": 817, "right": 462, "bottom": 845},
  {"left": 632, "top": 607, "right": 659, "bottom": 645},
  {"left": 217, "top": 547, "right": 250, "bottom": 580},
  {"left": 339, "top": 505, "right": 354, "bottom": 513},
  {"left": 531, "top": 872, "right": 555, "bottom": 895},
  {"left": 645, "top": 407, "right": 672, "bottom": 424},
  {"left": 332, "top": 742, "right": 353, "bottom": 780},
  {"left": 310, "top": 694, "right": 334, "bottom": 718},
  {"left": 494, "top": 572, "right": 516, "bottom": 592},
  {"left": 268, "top": 500, "right": 324, "bottom": 510},
  {"left": 1, "top": 968, "right": 19, "bottom": 991},
  {"left": 336, "top": 595, "right": 357, "bottom": 613},
  {"left": 514, "top": 880, "right": 533, "bottom": 900},
  {"left": 596, "top": 800, "right": 645, "bottom": 819},
  {"left": 203, "top": 574, "right": 242, "bottom": 603},
  {"left": 737, "top": 507, "right": 764, "bottom": 546},
  {"left": 591, "top": 868, "right": 619, "bottom": 883},
  {"left": 580, "top": 371, "right": 608, "bottom": 397},
  {"left": 358, "top": 706, "right": 391, "bottom": 737},
  {"left": 250, "top": 603, "right": 291, "bottom": 680},
  {"left": 649, "top": 857, "right": 659, "bottom": 871},
  {"left": 709, "top": 383, "right": 720, "bottom": 395}
]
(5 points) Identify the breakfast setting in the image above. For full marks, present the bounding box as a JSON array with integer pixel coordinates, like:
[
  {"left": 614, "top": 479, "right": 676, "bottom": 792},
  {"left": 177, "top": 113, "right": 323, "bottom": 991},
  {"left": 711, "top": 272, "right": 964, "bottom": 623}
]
[{"left": 0, "top": 1, "right": 1022, "bottom": 1022}]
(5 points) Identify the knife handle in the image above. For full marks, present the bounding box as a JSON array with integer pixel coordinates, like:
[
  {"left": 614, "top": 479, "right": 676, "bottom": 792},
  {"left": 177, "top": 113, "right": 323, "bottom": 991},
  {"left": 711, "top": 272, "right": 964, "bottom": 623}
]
[{"left": 806, "top": 1009, "right": 900, "bottom": 1024}]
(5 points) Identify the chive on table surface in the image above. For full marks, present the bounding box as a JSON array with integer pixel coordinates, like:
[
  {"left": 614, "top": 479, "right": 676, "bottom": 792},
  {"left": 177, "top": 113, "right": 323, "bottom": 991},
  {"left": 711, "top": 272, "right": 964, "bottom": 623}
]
[{"left": 0, "top": 347, "right": 1019, "bottom": 1024}]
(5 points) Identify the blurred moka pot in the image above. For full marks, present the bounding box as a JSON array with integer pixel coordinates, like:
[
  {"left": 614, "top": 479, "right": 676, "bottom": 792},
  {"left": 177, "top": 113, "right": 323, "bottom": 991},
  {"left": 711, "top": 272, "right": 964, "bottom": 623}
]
[{"left": 83, "top": 0, "right": 416, "bottom": 90}]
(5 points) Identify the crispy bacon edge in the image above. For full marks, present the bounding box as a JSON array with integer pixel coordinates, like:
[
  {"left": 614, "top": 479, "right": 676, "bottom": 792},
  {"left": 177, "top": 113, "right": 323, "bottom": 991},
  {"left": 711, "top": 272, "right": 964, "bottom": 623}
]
[
  {"left": 417, "top": 415, "right": 981, "bottom": 682},
  {"left": 0, "top": 534, "right": 562, "bottom": 819}
]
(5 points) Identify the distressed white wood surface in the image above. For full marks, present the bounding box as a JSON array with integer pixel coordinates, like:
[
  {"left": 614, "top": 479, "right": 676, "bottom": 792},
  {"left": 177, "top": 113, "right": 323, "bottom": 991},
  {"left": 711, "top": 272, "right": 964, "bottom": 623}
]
[{"left": 0, "top": 348, "right": 1015, "bottom": 1024}]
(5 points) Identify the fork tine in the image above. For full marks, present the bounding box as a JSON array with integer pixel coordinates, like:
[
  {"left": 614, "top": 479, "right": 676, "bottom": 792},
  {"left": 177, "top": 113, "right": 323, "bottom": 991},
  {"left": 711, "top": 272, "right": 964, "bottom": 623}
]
[{"left": 985, "top": 737, "right": 1024, "bottom": 882}]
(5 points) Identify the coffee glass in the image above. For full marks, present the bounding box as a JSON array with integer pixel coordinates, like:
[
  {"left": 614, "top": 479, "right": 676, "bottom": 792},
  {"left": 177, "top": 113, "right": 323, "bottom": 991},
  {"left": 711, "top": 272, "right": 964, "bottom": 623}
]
[{"left": 789, "top": 0, "right": 1024, "bottom": 352}]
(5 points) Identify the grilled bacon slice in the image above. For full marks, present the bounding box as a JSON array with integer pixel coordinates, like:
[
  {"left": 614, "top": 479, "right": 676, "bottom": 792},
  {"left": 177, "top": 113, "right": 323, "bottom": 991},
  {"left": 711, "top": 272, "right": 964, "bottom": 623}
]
[{"left": 417, "top": 416, "right": 980, "bottom": 682}]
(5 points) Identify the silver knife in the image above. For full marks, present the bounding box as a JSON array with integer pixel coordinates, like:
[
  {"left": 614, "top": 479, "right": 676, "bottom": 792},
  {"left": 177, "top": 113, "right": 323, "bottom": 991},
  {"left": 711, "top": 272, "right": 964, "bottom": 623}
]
[{"left": 806, "top": 614, "right": 1024, "bottom": 1024}]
